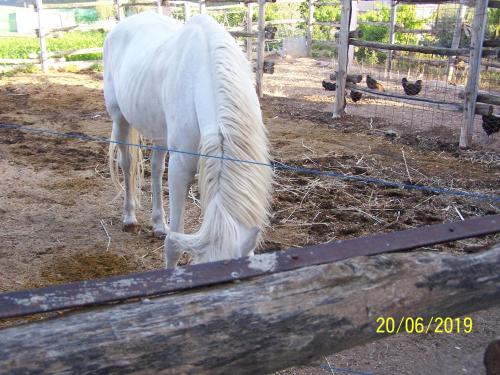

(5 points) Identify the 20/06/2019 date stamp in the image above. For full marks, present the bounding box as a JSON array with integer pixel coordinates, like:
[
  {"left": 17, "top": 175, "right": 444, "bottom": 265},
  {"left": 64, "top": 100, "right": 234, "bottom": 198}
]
[{"left": 376, "top": 317, "right": 473, "bottom": 334}]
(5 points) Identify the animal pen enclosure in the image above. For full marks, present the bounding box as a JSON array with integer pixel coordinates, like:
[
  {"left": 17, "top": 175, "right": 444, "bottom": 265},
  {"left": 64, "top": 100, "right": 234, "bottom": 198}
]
[{"left": 2, "top": 0, "right": 499, "bottom": 147}]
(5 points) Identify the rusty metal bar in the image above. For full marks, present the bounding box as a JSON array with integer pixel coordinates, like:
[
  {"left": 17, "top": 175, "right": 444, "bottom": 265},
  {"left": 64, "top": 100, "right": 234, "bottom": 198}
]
[{"left": 0, "top": 215, "right": 499, "bottom": 320}]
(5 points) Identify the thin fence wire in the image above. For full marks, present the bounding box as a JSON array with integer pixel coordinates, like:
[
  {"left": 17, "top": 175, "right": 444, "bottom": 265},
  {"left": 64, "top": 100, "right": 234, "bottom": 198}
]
[{"left": 1, "top": 122, "right": 499, "bottom": 203}]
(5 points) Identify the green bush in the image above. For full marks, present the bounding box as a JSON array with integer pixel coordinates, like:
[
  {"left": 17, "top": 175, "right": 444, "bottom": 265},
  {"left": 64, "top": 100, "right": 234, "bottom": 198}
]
[{"left": 355, "top": 3, "right": 430, "bottom": 64}]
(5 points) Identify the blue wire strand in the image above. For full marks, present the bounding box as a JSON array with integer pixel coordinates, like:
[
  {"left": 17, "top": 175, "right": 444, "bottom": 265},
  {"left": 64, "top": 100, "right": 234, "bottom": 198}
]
[{"left": 1, "top": 122, "right": 499, "bottom": 203}]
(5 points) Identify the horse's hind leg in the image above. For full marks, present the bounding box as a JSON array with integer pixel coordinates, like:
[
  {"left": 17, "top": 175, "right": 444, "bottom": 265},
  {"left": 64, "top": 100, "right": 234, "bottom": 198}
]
[
  {"left": 151, "top": 148, "right": 168, "bottom": 237},
  {"left": 112, "top": 116, "right": 140, "bottom": 233}
]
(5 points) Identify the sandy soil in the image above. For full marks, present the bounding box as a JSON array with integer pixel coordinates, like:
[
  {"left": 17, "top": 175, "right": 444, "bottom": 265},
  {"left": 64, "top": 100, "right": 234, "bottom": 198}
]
[{"left": 0, "top": 59, "right": 499, "bottom": 374}]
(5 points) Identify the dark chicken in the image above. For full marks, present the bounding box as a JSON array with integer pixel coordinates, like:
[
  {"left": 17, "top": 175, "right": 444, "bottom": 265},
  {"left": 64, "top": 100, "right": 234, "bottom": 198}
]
[
  {"left": 366, "top": 75, "right": 384, "bottom": 91},
  {"left": 322, "top": 80, "right": 336, "bottom": 91},
  {"left": 402, "top": 78, "right": 422, "bottom": 96},
  {"left": 350, "top": 89, "right": 362, "bottom": 102},
  {"left": 482, "top": 106, "right": 500, "bottom": 137}
]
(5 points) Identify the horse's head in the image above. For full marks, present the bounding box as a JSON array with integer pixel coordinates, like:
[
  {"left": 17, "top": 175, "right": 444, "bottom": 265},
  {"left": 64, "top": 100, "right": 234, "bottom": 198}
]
[{"left": 165, "top": 226, "right": 261, "bottom": 268}]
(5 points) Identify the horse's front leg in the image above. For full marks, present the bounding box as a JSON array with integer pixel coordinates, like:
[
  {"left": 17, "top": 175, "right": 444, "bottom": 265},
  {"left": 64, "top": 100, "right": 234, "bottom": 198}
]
[
  {"left": 151, "top": 148, "right": 168, "bottom": 237},
  {"left": 165, "top": 153, "right": 197, "bottom": 268}
]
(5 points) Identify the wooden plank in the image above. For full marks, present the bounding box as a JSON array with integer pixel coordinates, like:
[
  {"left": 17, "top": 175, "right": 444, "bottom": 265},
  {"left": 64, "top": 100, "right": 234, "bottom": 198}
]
[
  {"left": 332, "top": 0, "right": 351, "bottom": 117},
  {"left": 459, "top": 91, "right": 500, "bottom": 106},
  {"left": 447, "top": 2, "right": 466, "bottom": 82},
  {"left": 0, "top": 244, "right": 499, "bottom": 374},
  {"left": 460, "top": 0, "right": 489, "bottom": 149},
  {"left": 397, "top": 0, "right": 475, "bottom": 4},
  {"left": 394, "top": 27, "right": 436, "bottom": 34},
  {"left": 330, "top": 72, "right": 362, "bottom": 83},
  {"left": 0, "top": 215, "right": 498, "bottom": 320},
  {"left": 266, "top": 18, "right": 305, "bottom": 25},
  {"left": 121, "top": 1, "right": 157, "bottom": 6},
  {"left": 349, "top": 38, "right": 470, "bottom": 56},
  {"left": 475, "top": 103, "right": 497, "bottom": 115},
  {"left": 0, "top": 58, "right": 39, "bottom": 64},
  {"left": 48, "top": 47, "right": 103, "bottom": 58},
  {"left": 314, "top": 21, "right": 341, "bottom": 27},
  {"left": 230, "top": 30, "right": 257, "bottom": 38},
  {"left": 44, "top": 1, "right": 114, "bottom": 9},
  {"left": 483, "top": 38, "right": 500, "bottom": 47},
  {"left": 255, "top": 0, "right": 265, "bottom": 97},
  {"left": 347, "top": 83, "right": 464, "bottom": 111}
]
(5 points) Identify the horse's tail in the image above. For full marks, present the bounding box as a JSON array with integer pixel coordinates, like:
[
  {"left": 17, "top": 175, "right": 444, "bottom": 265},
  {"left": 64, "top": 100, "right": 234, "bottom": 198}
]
[{"left": 108, "top": 124, "right": 144, "bottom": 208}]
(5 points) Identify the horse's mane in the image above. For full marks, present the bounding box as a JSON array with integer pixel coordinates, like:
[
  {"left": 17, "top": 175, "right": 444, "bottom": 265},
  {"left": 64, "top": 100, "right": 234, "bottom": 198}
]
[{"left": 177, "top": 16, "right": 272, "bottom": 261}]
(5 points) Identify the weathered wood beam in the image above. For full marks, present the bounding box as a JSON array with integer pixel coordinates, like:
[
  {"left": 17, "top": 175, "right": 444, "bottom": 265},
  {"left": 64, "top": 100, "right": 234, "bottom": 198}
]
[
  {"left": 488, "top": 0, "right": 500, "bottom": 8},
  {"left": 347, "top": 83, "right": 464, "bottom": 111},
  {"left": 349, "top": 38, "right": 470, "bottom": 56},
  {"left": 1, "top": 245, "right": 499, "bottom": 374},
  {"left": 397, "top": 0, "right": 475, "bottom": 5},
  {"left": 475, "top": 103, "right": 496, "bottom": 115},
  {"left": 315, "top": 21, "right": 341, "bottom": 27},
  {"left": 483, "top": 38, "right": 500, "bottom": 47},
  {"left": 230, "top": 30, "right": 257, "bottom": 38},
  {"left": 459, "top": 91, "right": 500, "bottom": 106},
  {"left": 330, "top": 72, "right": 363, "bottom": 83},
  {"left": 395, "top": 27, "right": 436, "bottom": 34}
]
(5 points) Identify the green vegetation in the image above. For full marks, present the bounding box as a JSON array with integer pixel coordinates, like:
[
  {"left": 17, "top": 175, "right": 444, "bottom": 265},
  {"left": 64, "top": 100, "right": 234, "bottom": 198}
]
[
  {"left": 0, "top": 30, "right": 106, "bottom": 61},
  {"left": 356, "top": 3, "right": 430, "bottom": 65}
]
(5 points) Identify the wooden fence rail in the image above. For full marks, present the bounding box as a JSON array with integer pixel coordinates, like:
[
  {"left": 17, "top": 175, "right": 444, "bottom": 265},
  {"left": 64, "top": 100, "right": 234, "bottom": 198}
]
[{"left": 0, "top": 243, "right": 498, "bottom": 374}]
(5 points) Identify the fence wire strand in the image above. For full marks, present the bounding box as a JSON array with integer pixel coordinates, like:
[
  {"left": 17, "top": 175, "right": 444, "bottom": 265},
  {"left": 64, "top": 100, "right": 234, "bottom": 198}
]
[{"left": 1, "top": 122, "right": 499, "bottom": 203}]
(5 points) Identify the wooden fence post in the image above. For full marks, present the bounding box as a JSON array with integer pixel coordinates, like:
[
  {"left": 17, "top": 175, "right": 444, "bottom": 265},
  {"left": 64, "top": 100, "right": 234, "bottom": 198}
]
[
  {"left": 460, "top": 0, "right": 488, "bottom": 148},
  {"left": 332, "top": 0, "right": 351, "bottom": 118},
  {"left": 246, "top": 3, "right": 253, "bottom": 60},
  {"left": 199, "top": 0, "right": 206, "bottom": 14},
  {"left": 306, "top": 0, "right": 314, "bottom": 57},
  {"left": 447, "top": 1, "right": 467, "bottom": 82},
  {"left": 385, "top": 0, "right": 397, "bottom": 77},
  {"left": 116, "top": 0, "right": 125, "bottom": 21},
  {"left": 184, "top": 2, "right": 191, "bottom": 21},
  {"left": 35, "top": 0, "right": 47, "bottom": 72},
  {"left": 256, "top": 0, "right": 266, "bottom": 98}
]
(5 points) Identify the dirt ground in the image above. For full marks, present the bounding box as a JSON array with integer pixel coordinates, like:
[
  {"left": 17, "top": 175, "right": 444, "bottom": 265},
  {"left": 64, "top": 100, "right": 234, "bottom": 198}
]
[{"left": 0, "top": 58, "right": 499, "bottom": 374}]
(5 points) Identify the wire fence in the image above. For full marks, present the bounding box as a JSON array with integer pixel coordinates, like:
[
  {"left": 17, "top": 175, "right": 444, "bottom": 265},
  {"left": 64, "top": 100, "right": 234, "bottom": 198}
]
[{"left": 1, "top": 122, "right": 499, "bottom": 203}]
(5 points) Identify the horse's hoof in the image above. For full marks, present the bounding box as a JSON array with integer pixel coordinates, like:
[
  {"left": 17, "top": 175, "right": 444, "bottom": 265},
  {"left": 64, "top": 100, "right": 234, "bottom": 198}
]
[{"left": 123, "top": 223, "right": 141, "bottom": 234}]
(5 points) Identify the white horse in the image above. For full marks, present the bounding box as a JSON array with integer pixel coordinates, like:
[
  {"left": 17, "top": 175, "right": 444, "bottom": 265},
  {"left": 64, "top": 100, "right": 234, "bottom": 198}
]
[{"left": 104, "top": 12, "right": 272, "bottom": 267}]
